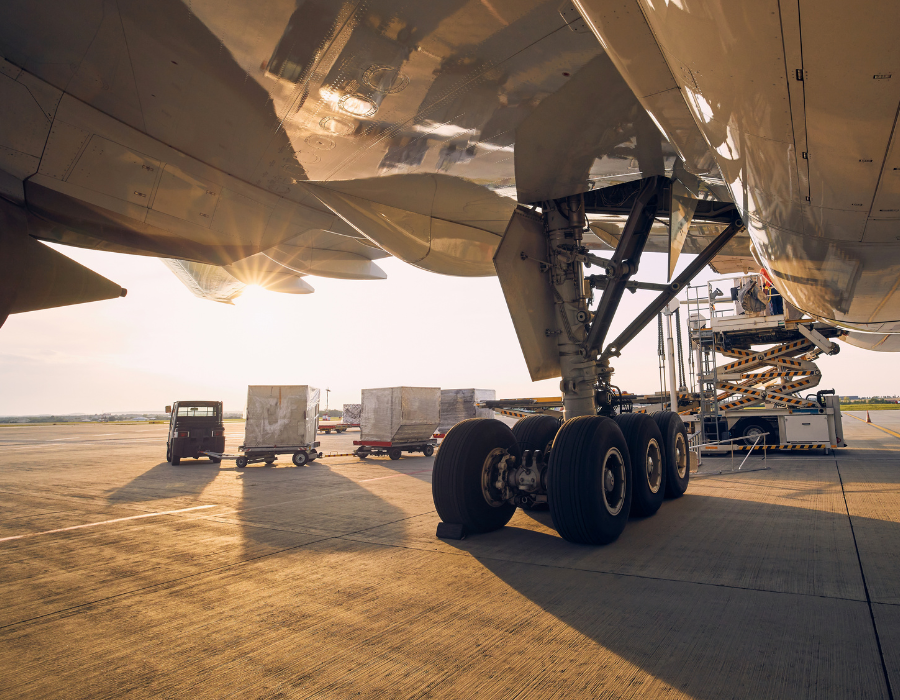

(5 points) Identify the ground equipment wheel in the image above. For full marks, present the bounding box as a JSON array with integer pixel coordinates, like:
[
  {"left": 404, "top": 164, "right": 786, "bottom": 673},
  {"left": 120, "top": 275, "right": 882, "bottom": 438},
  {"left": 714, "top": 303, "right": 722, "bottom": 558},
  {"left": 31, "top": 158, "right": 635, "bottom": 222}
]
[
  {"left": 263, "top": 455, "right": 276, "bottom": 465},
  {"left": 652, "top": 411, "right": 689, "bottom": 498},
  {"left": 170, "top": 450, "right": 181, "bottom": 466},
  {"left": 432, "top": 418, "right": 520, "bottom": 534},
  {"left": 292, "top": 451, "right": 309, "bottom": 467},
  {"left": 388, "top": 448, "right": 402, "bottom": 460},
  {"left": 511, "top": 414, "right": 562, "bottom": 452},
  {"left": 423, "top": 444, "right": 435, "bottom": 457},
  {"left": 614, "top": 414, "right": 665, "bottom": 517},
  {"left": 548, "top": 416, "right": 631, "bottom": 545},
  {"left": 356, "top": 449, "right": 369, "bottom": 459},
  {"left": 209, "top": 456, "right": 221, "bottom": 464},
  {"left": 236, "top": 456, "right": 248, "bottom": 468},
  {"left": 733, "top": 417, "right": 774, "bottom": 447}
]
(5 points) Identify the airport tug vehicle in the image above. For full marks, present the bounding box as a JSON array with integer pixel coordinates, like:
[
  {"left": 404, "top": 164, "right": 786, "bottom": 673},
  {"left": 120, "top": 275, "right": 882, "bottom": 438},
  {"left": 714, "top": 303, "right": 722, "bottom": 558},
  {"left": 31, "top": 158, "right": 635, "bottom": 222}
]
[
  {"left": 432, "top": 177, "right": 745, "bottom": 544},
  {"left": 166, "top": 401, "right": 226, "bottom": 465}
]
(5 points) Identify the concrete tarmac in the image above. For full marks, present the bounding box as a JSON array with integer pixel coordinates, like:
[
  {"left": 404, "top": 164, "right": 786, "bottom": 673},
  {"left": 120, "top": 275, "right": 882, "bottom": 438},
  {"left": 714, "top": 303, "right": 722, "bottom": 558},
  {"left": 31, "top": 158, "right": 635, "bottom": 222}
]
[{"left": 0, "top": 414, "right": 899, "bottom": 698}]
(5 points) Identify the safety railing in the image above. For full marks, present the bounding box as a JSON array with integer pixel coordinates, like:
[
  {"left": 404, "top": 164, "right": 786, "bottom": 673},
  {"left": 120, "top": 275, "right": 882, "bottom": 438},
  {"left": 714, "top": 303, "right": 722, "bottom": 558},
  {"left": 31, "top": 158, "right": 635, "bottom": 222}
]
[{"left": 691, "top": 432, "right": 770, "bottom": 477}]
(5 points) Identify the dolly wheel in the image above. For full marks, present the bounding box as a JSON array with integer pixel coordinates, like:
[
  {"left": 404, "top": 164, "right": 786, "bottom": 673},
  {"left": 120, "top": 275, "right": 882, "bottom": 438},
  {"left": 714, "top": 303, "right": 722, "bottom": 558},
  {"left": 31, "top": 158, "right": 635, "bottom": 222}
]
[
  {"left": 652, "top": 412, "right": 689, "bottom": 498},
  {"left": 548, "top": 416, "right": 631, "bottom": 545},
  {"left": 432, "top": 419, "right": 520, "bottom": 534},
  {"left": 423, "top": 444, "right": 435, "bottom": 457},
  {"left": 264, "top": 456, "right": 276, "bottom": 465},
  {"left": 388, "top": 448, "right": 402, "bottom": 460},
  {"left": 614, "top": 414, "right": 665, "bottom": 517},
  {"left": 292, "top": 451, "right": 309, "bottom": 467},
  {"left": 236, "top": 456, "right": 248, "bottom": 468},
  {"left": 356, "top": 449, "right": 369, "bottom": 459}
]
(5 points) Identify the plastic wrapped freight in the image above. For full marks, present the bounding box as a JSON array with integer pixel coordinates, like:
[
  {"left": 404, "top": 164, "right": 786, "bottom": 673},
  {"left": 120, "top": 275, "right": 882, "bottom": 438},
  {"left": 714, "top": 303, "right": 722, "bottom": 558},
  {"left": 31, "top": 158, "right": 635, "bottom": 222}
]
[
  {"left": 361, "top": 387, "right": 440, "bottom": 443},
  {"left": 342, "top": 403, "right": 362, "bottom": 426},
  {"left": 438, "top": 389, "right": 496, "bottom": 434},
  {"left": 244, "top": 385, "right": 320, "bottom": 448}
]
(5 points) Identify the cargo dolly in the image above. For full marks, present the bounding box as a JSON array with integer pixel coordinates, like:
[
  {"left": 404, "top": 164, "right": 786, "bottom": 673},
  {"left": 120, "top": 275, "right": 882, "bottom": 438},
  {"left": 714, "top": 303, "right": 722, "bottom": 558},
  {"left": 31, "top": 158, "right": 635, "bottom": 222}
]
[
  {"left": 203, "top": 442, "right": 321, "bottom": 468},
  {"left": 353, "top": 439, "right": 437, "bottom": 460}
]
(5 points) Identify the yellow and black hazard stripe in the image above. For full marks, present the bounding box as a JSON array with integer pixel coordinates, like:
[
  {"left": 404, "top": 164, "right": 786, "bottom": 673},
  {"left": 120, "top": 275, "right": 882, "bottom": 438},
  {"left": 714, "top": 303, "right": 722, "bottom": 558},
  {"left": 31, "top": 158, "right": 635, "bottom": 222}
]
[{"left": 704, "top": 443, "right": 831, "bottom": 451}]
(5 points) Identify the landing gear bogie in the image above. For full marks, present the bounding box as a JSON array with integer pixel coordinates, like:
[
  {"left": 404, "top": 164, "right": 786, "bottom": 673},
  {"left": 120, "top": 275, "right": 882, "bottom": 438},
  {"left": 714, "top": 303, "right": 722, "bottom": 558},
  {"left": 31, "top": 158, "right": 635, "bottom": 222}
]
[{"left": 614, "top": 413, "right": 665, "bottom": 517}]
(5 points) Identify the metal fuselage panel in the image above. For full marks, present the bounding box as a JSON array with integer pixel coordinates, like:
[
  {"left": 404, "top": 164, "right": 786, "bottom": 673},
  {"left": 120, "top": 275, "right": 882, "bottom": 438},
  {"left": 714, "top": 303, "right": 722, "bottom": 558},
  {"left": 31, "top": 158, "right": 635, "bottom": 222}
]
[{"left": 579, "top": 0, "right": 900, "bottom": 331}]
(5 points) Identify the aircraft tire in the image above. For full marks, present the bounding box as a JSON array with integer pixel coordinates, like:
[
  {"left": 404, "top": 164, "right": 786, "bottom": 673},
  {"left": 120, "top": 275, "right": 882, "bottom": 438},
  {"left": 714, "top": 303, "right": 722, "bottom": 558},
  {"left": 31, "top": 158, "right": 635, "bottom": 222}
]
[
  {"left": 511, "top": 414, "right": 562, "bottom": 453},
  {"left": 652, "top": 411, "right": 689, "bottom": 498},
  {"left": 548, "top": 416, "right": 631, "bottom": 545},
  {"left": 614, "top": 414, "right": 665, "bottom": 517},
  {"left": 432, "top": 418, "right": 519, "bottom": 534}
]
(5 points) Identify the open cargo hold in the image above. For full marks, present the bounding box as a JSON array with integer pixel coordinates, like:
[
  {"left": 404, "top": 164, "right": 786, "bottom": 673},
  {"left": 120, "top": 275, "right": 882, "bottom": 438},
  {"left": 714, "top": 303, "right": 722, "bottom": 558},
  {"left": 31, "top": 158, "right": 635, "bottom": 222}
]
[
  {"left": 360, "top": 387, "right": 440, "bottom": 443},
  {"left": 244, "top": 385, "right": 320, "bottom": 448},
  {"left": 342, "top": 403, "right": 362, "bottom": 425},
  {"left": 438, "top": 389, "right": 496, "bottom": 434}
]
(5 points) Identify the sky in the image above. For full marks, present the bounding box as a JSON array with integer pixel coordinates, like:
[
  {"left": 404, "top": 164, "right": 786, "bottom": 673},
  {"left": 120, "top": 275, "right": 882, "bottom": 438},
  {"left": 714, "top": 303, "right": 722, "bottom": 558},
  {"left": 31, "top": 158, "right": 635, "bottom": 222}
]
[{"left": 2, "top": 243, "right": 898, "bottom": 415}]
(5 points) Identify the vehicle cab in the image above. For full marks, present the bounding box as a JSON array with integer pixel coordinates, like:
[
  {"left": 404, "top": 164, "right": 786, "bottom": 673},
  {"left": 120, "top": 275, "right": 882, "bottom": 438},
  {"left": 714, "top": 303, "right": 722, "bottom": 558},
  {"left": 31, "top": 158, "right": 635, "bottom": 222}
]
[{"left": 166, "top": 401, "right": 225, "bottom": 464}]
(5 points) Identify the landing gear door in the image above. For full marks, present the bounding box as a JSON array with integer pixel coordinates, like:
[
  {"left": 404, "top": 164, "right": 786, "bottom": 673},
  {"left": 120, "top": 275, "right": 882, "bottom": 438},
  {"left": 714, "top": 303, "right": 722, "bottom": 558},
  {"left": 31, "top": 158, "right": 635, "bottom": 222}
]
[{"left": 493, "top": 208, "right": 561, "bottom": 381}]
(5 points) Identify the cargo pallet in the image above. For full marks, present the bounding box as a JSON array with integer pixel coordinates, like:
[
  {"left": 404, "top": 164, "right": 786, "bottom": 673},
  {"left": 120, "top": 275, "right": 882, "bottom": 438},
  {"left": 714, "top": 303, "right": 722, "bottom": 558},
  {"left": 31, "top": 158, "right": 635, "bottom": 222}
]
[
  {"left": 353, "top": 439, "right": 437, "bottom": 460},
  {"left": 203, "top": 442, "right": 321, "bottom": 468}
]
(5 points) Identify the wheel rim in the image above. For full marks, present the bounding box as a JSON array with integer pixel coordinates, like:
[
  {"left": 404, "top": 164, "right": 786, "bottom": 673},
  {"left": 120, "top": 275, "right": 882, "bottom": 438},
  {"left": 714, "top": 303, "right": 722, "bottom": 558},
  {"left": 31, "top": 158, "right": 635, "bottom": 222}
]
[
  {"left": 645, "top": 438, "right": 663, "bottom": 493},
  {"left": 674, "top": 432, "right": 688, "bottom": 478},
  {"left": 481, "top": 448, "right": 510, "bottom": 507},
  {"left": 744, "top": 425, "right": 764, "bottom": 440},
  {"left": 601, "top": 447, "right": 627, "bottom": 516}
]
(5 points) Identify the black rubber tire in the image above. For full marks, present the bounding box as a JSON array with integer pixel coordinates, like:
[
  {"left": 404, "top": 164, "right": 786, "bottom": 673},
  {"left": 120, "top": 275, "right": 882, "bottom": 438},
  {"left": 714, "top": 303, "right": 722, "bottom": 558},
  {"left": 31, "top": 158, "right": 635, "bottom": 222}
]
[
  {"left": 652, "top": 412, "right": 690, "bottom": 498},
  {"left": 548, "top": 416, "right": 631, "bottom": 545},
  {"left": 432, "top": 418, "right": 520, "bottom": 534},
  {"left": 236, "top": 456, "right": 248, "bottom": 468},
  {"left": 170, "top": 452, "right": 181, "bottom": 466},
  {"left": 388, "top": 448, "right": 402, "bottom": 460},
  {"left": 356, "top": 450, "right": 368, "bottom": 459},
  {"left": 423, "top": 444, "right": 435, "bottom": 457},
  {"left": 733, "top": 417, "right": 775, "bottom": 446},
  {"left": 210, "top": 457, "right": 221, "bottom": 464},
  {"left": 614, "top": 414, "right": 666, "bottom": 517},
  {"left": 512, "top": 414, "right": 562, "bottom": 453},
  {"left": 292, "top": 451, "right": 309, "bottom": 467},
  {"left": 264, "top": 456, "right": 276, "bottom": 465}
]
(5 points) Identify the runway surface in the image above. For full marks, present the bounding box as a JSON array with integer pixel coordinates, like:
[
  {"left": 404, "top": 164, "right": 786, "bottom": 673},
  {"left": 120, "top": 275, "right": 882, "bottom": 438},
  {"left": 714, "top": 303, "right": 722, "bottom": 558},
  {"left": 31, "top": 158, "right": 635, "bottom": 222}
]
[{"left": 1, "top": 413, "right": 899, "bottom": 698}]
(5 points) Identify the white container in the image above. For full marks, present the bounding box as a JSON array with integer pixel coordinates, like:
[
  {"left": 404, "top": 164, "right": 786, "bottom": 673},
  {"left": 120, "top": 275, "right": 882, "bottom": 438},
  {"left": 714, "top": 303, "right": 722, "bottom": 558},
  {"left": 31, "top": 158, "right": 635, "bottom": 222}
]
[
  {"left": 360, "top": 387, "right": 440, "bottom": 443},
  {"left": 342, "top": 403, "right": 362, "bottom": 425},
  {"left": 244, "top": 385, "right": 320, "bottom": 448},
  {"left": 438, "top": 389, "right": 496, "bottom": 433}
]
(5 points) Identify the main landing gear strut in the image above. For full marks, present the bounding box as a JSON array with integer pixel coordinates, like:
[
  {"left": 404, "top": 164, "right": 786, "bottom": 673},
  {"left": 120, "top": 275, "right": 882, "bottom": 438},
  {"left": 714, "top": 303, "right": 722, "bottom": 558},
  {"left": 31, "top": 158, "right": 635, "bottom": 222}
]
[{"left": 433, "top": 176, "right": 742, "bottom": 544}]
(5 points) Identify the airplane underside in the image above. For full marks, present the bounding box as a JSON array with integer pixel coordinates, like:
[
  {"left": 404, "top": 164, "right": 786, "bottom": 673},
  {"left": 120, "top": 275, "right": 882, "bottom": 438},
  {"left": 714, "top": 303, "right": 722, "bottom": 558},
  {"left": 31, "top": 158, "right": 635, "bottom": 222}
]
[{"left": 1, "top": 0, "right": 899, "bottom": 542}]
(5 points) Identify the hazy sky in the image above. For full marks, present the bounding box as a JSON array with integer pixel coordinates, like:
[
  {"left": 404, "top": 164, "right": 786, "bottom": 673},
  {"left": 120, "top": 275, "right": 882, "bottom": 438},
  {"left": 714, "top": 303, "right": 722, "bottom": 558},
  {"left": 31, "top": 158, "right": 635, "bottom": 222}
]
[{"left": 2, "top": 243, "right": 897, "bottom": 415}]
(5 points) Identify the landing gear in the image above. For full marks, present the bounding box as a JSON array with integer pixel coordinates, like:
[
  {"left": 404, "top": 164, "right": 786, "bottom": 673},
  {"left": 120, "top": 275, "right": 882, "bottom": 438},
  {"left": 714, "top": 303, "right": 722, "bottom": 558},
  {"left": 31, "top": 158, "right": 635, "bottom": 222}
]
[
  {"left": 548, "top": 416, "right": 631, "bottom": 545},
  {"left": 432, "top": 419, "right": 520, "bottom": 534},
  {"left": 433, "top": 177, "right": 741, "bottom": 544},
  {"left": 614, "top": 414, "right": 665, "bottom": 516},
  {"left": 653, "top": 411, "right": 689, "bottom": 498}
]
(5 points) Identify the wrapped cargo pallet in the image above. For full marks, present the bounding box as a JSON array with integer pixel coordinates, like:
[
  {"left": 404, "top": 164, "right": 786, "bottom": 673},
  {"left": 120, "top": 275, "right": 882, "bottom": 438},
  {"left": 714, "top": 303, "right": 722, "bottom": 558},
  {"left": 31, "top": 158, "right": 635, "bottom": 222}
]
[
  {"left": 342, "top": 403, "right": 362, "bottom": 426},
  {"left": 361, "top": 387, "right": 440, "bottom": 443},
  {"left": 244, "top": 385, "right": 320, "bottom": 448},
  {"left": 438, "top": 389, "right": 496, "bottom": 434}
]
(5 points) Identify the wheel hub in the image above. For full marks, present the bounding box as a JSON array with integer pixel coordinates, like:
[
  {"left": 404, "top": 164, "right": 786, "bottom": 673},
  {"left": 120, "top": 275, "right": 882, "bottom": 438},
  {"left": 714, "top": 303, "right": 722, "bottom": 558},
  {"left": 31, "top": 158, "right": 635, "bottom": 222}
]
[
  {"left": 481, "top": 448, "right": 515, "bottom": 507},
  {"left": 674, "top": 432, "right": 688, "bottom": 478},
  {"left": 645, "top": 438, "right": 662, "bottom": 493},
  {"left": 601, "top": 447, "right": 626, "bottom": 516}
]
